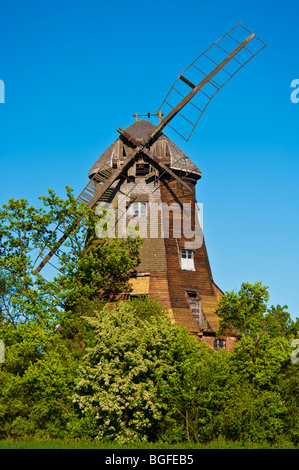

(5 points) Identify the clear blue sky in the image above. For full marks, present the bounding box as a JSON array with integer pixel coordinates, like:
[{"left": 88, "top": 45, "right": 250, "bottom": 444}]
[{"left": 1, "top": 0, "right": 299, "bottom": 319}]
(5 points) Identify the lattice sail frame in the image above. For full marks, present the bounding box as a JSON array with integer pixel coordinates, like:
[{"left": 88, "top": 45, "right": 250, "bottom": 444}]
[{"left": 157, "top": 23, "right": 267, "bottom": 141}]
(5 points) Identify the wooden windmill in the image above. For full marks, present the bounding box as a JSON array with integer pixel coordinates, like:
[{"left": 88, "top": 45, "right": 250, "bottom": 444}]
[{"left": 35, "top": 24, "right": 266, "bottom": 350}]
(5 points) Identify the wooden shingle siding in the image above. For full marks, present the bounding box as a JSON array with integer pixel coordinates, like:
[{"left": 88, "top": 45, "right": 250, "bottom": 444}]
[
  {"left": 157, "top": 176, "right": 220, "bottom": 334},
  {"left": 149, "top": 272, "right": 172, "bottom": 308},
  {"left": 201, "top": 295, "right": 221, "bottom": 331},
  {"left": 171, "top": 308, "right": 200, "bottom": 334}
]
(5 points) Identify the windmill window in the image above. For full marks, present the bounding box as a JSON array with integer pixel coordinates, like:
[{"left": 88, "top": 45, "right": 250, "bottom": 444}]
[
  {"left": 214, "top": 339, "right": 226, "bottom": 351},
  {"left": 181, "top": 249, "right": 195, "bottom": 271},
  {"left": 132, "top": 202, "right": 147, "bottom": 219},
  {"left": 136, "top": 163, "right": 150, "bottom": 175}
]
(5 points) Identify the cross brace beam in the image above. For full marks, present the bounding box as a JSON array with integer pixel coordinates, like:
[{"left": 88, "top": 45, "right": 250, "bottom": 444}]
[{"left": 117, "top": 127, "right": 194, "bottom": 194}]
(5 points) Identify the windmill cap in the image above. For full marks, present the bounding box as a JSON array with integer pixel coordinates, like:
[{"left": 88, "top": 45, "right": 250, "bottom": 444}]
[{"left": 88, "top": 119, "right": 201, "bottom": 179}]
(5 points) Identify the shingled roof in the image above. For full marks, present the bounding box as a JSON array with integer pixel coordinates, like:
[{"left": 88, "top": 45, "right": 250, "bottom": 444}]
[{"left": 88, "top": 119, "right": 202, "bottom": 179}]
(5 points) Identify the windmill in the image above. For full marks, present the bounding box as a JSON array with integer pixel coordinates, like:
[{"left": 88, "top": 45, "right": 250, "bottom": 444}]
[{"left": 34, "top": 24, "right": 266, "bottom": 350}]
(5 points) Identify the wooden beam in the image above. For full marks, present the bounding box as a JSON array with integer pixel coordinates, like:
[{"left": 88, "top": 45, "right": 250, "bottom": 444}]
[
  {"left": 87, "top": 152, "right": 136, "bottom": 206},
  {"left": 179, "top": 75, "right": 196, "bottom": 89},
  {"left": 117, "top": 127, "right": 194, "bottom": 194},
  {"left": 34, "top": 218, "right": 83, "bottom": 274}
]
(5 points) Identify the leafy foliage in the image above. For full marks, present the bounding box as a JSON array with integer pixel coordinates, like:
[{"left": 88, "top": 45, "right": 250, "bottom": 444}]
[
  {"left": 0, "top": 189, "right": 141, "bottom": 439},
  {"left": 0, "top": 188, "right": 141, "bottom": 327},
  {"left": 0, "top": 192, "right": 299, "bottom": 446},
  {"left": 71, "top": 300, "right": 172, "bottom": 442}
]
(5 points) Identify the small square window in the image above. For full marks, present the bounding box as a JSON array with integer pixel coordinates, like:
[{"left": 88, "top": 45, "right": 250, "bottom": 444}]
[
  {"left": 180, "top": 249, "right": 195, "bottom": 270},
  {"left": 132, "top": 202, "right": 147, "bottom": 219},
  {"left": 136, "top": 163, "right": 150, "bottom": 175},
  {"left": 214, "top": 339, "right": 226, "bottom": 351}
]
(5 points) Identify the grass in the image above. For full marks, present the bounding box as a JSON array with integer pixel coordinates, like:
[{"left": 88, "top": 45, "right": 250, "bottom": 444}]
[{"left": 0, "top": 437, "right": 297, "bottom": 449}]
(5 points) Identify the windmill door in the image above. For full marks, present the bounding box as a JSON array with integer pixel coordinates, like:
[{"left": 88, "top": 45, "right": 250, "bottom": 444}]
[{"left": 187, "top": 292, "right": 206, "bottom": 330}]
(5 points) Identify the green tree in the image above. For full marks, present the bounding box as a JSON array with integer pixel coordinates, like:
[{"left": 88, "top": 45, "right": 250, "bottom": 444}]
[
  {"left": 0, "top": 322, "right": 78, "bottom": 439},
  {"left": 70, "top": 299, "right": 211, "bottom": 443},
  {"left": 155, "top": 328, "right": 214, "bottom": 444},
  {"left": 217, "top": 281, "right": 299, "bottom": 340},
  {"left": 214, "top": 281, "right": 299, "bottom": 444},
  {"left": 0, "top": 187, "right": 141, "bottom": 327},
  {"left": 216, "top": 281, "right": 269, "bottom": 338},
  {"left": 2, "top": 189, "right": 299, "bottom": 447},
  {"left": 265, "top": 305, "right": 299, "bottom": 339},
  {"left": 0, "top": 188, "right": 142, "bottom": 439}
]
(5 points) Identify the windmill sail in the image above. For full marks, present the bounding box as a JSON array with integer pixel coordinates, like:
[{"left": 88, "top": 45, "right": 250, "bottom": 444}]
[{"left": 155, "top": 23, "right": 266, "bottom": 141}]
